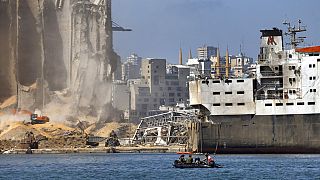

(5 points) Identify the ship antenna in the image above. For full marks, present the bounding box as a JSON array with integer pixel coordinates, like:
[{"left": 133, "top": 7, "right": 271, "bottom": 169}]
[{"left": 283, "top": 19, "right": 307, "bottom": 49}]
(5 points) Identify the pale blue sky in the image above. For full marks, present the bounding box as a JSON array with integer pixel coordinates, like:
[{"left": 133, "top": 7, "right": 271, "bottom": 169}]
[{"left": 113, "top": 0, "right": 320, "bottom": 63}]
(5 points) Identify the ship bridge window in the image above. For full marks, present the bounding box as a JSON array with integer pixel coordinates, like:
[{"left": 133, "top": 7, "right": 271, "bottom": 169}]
[
  {"left": 276, "top": 103, "right": 283, "bottom": 106},
  {"left": 310, "top": 89, "right": 317, "bottom": 92},
  {"left": 265, "top": 103, "right": 272, "bottom": 106},
  {"left": 237, "top": 91, "right": 245, "bottom": 95},
  {"left": 212, "top": 80, "right": 220, "bottom": 83},
  {"left": 213, "top": 103, "right": 220, "bottom": 106},
  {"left": 225, "top": 103, "right": 233, "bottom": 106},
  {"left": 286, "top": 103, "right": 294, "bottom": 106},
  {"left": 237, "top": 80, "right": 244, "bottom": 83},
  {"left": 225, "top": 80, "right": 232, "bottom": 83},
  {"left": 225, "top": 92, "right": 232, "bottom": 95},
  {"left": 309, "top": 76, "right": 316, "bottom": 80},
  {"left": 289, "top": 54, "right": 293, "bottom": 58},
  {"left": 297, "top": 102, "right": 304, "bottom": 105},
  {"left": 309, "top": 64, "right": 316, "bottom": 68},
  {"left": 213, "top": 92, "right": 220, "bottom": 95},
  {"left": 289, "top": 66, "right": 296, "bottom": 70},
  {"left": 237, "top": 103, "right": 245, "bottom": 106},
  {"left": 308, "top": 102, "right": 315, "bottom": 105}
]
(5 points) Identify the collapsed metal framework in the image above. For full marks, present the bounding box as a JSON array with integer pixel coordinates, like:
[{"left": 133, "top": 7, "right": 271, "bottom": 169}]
[{"left": 132, "top": 111, "right": 198, "bottom": 145}]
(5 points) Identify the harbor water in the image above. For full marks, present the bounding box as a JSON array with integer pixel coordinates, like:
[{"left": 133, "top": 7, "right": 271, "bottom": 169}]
[{"left": 0, "top": 153, "right": 319, "bottom": 179}]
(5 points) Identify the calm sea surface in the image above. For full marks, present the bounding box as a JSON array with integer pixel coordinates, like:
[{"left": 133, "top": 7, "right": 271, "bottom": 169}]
[{"left": 0, "top": 153, "right": 319, "bottom": 180}]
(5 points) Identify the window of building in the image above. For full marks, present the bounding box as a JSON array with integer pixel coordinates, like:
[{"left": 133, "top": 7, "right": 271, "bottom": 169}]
[
  {"left": 276, "top": 103, "right": 283, "bottom": 106},
  {"left": 141, "top": 104, "right": 148, "bottom": 109},
  {"left": 169, "top": 93, "right": 175, "bottom": 97},
  {"left": 154, "top": 98, "right": 157, "bottom": 102},
  {"left": 213, "top": 103, "right": 220, "bottom": 106},
  {"left": 308, "top": 102, "right": 315, "bottom": 105},
  {"left": 297, "top": 102, "right": 304, "bottom": 105},
  {"left": 237, "top": 103, "right": 245, "bottom": 106},
  {"left": 144, "top": 98, "right": 149, "bottom": 102},
  {"left": 168, "top": 87, "right": 172, "bottom": 90},
  {"left": 237, "top": 91, "right": 245, "bottom": 94},
  {"left": 286, "top": 103, "right": 294, "bottom": 106},
  {"left": 159, "top": 87, "right": 163, "bottom": 91},
  {"left": 171, "top": 81, "right": 179, "bottom": 86},
  {"left": 265, "top": 103, "right": 272, "bottom": 106},
  {"left": 289, "top": 78, "right": 296, "bottom": 82},
  {"left": 225, "top": 92, "right": 232, "bottom": 95},
  {"left": 237, "top": 80, "right": 244, "bottom": 83},
  {"left": 176, "top": 87, "right": 182, "bottom": 91},
  {"left": 169, "top": 98, "right": 175, "bottom": 102},
  {"left": 289, "top": 66, "right": 296, "bottom": 70},
  {"left": 225, "top": 103, "right": 232, "bottom": 106},
  {"left": 213, "top": 92, "right": 220, "bottom": 95},
  {"left": 153, "top": 75, "right": 159, "bottom": 85},
  {"left": 177, "top": 93, "right": 181, "bottom": 97}
]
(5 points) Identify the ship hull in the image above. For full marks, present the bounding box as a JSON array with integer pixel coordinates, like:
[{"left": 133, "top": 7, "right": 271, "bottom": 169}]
[{"left": 188, "top": 114, "right": 320, "bottom": 154}]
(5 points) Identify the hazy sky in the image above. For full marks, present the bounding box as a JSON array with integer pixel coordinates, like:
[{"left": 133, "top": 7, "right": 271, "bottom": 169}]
[{"left": 112, "top": 0, "right": 320, "bottom": 63}]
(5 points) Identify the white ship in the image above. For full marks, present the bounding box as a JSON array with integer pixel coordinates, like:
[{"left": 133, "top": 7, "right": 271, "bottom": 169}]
[{"left": 188, "top": 21, "right": 320, "bottom": 153}]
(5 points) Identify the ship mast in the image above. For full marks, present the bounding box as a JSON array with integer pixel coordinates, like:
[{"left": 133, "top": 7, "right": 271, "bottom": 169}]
[{"left": 283, "top": 19, "right": 307, "bottom": 49}]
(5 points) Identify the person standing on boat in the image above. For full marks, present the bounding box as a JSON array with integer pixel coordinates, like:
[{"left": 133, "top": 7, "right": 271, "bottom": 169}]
[{"left": 204, "top": 153, "right": 215, "bottom": 167}]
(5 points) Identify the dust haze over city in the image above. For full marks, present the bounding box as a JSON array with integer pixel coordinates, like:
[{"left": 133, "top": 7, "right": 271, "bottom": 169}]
[{"left": 113, "top": 0, "right": 320, "bottom": 63}]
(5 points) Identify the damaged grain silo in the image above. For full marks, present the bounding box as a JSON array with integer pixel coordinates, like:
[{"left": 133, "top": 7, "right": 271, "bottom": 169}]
[{"left": 0, "top": 0, "right": 121, "bottom": 122}]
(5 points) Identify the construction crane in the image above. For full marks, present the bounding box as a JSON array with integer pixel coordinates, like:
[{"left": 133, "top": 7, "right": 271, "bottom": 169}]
[{"left": 112, "top": 21, "right": 132, "bottom": 32}]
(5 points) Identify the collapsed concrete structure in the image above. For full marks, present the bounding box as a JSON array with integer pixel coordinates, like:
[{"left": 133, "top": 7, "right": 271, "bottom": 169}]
[{"left": 0, "top": 0, "right": 121, "bottom": 121}]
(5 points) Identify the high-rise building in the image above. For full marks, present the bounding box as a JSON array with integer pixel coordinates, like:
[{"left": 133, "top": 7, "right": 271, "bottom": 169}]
[
  {"left": 128, "top": 58, "right": 190, "bottom": 122},
  {"left": 197, "top": 45, "right": 217, "bottom": 60},
  {"left": 122, "top": 53, "right": 142, "bottom": 81}
]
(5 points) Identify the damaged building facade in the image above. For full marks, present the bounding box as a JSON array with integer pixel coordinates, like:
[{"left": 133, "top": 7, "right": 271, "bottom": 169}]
[{"left": 0, "top": 0, "right": 121, "bottom": 121}]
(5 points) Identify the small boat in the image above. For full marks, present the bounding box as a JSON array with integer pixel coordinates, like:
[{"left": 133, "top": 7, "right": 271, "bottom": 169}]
[{"left": 173, "top": 160, "right": 223, "bottom": 168}]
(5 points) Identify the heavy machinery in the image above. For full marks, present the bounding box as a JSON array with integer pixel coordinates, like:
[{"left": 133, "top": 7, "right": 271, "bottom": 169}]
[{"left": 30, "top": 114, "right": 50, "bottom": 124}]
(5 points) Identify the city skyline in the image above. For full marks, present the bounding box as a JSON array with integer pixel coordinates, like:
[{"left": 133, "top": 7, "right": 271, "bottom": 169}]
[{"left": 113, "top": 0, "right": 320, "bottom": 63}]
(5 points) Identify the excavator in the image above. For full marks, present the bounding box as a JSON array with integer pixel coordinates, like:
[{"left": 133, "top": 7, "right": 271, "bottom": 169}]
[
  {"left": 12, "top": 108, "right": 50, "bottom": 124},
  {"left": 30, "top": 109, "right": 49, "bottom": 124}
]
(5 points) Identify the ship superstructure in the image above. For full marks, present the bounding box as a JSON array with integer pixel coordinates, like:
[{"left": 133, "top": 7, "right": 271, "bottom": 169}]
[{"left": 188, "top": 21, "right": 320, "bottom": 153}]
